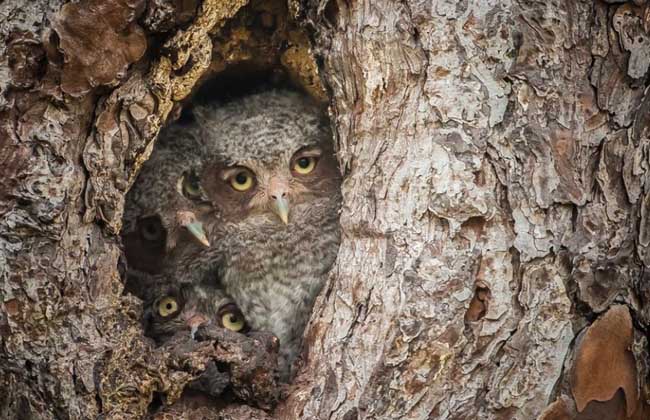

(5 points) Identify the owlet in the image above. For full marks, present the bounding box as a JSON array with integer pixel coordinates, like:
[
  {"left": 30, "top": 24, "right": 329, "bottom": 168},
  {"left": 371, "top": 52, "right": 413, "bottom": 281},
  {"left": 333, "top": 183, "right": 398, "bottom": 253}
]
[
  {"left": 167, "top": 90, "right": 342, "bottom": 379},
  {"left": 122, "top": 119, "right": 211, "bottom": 279},
  {"left": 143, "top": 282, "right": 248, "bottom": 344},
  {"left": 143, "top": 282, "right": 248, "bottom": 396}
]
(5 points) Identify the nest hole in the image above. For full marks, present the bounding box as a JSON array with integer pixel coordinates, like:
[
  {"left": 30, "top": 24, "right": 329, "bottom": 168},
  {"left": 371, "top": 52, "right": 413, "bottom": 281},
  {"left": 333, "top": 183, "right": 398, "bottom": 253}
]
[
  {"left": 118, "top": 0, "right": 339, "bottom": 413},
  {"left": 121, "top": 0, "right": 330, "bottom": 296}
]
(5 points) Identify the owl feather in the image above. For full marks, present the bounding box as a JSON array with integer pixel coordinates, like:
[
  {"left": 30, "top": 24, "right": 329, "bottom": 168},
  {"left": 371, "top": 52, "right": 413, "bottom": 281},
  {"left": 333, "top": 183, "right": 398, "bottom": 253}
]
[{"left": 166, "top": 90, "right": 342, "bottom": 380}]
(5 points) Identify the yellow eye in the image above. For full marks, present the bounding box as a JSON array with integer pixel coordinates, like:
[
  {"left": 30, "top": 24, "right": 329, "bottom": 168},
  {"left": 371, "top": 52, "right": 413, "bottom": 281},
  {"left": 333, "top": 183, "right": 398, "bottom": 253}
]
[
  {"left": 182, "top": 172, "right": 202, "bottom": 199},
  {"left": 221, "top": 311, "right": 245, "bottom": 332},
  {"left": 157, "top": 297, "right": 179, "bottom": 318},
  {"left": 293, "top": 156, "right": 317, "bottom": 175},
  {"left": 230, "top": 170, "right": 254, "bottom": 192}
]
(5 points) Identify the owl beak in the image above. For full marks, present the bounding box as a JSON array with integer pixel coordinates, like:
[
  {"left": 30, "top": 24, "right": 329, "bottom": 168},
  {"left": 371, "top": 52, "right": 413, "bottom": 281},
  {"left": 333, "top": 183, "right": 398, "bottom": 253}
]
[
  {"left": 176, "top": 210, "right": 210, "bottom": 247},
  {"left": 184, "top": 312, "right": 209, "bottom": 340},
  {"left": 185, "top": 221, "right": 210, "bottom": 248},
  {"left": 269, "top": 178, "right": 290, "bottom": 224},
  {"left": 272, "top": 196, "right": 290, "bottom": 225}
]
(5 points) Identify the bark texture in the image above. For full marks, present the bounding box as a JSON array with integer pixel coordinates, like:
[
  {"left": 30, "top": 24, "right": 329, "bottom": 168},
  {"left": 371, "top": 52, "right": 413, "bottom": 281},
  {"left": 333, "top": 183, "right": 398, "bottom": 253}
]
[
  {"left": 285, "top": 0, "right": 650, "bottom": 419},
  {"left": 1, "top": 0, "right": 650, "bottom": 419},
  {"left": 0, "top": 0, "right": 288, "bottom": 418}
]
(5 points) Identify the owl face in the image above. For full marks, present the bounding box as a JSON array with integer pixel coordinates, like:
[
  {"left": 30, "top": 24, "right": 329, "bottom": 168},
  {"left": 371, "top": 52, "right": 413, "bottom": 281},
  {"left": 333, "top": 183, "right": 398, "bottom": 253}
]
[
  {"left": 194, "top": 143, "right": 339, "bottom": 225},
  {"left": 143, "top": 284, "right": 248, "bottom": 344},
  {"left": 188, "top": 90, "right": 341, "bottom": 227}
]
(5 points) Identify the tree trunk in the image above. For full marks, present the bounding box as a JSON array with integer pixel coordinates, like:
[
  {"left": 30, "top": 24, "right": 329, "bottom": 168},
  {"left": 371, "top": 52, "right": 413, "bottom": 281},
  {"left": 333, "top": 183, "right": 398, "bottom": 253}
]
[{"left": 2, "top": 0, "right": 650, "bottom": 419}]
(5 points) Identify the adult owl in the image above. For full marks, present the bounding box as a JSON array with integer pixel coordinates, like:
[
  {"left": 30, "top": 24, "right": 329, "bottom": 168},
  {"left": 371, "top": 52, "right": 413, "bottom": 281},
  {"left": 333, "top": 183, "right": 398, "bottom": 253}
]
[{"left": 168, "top": 90, "right": 342, "bottom": 380}]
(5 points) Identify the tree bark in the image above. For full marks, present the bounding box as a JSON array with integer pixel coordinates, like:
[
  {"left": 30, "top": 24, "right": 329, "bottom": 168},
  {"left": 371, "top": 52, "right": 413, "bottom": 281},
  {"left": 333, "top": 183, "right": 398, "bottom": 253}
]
[
  {"left": 285, "top": 0, "right": 650, "bottom": 419},
  {"left": 1, "top": 0, "right": 650, "bottom": 419}
]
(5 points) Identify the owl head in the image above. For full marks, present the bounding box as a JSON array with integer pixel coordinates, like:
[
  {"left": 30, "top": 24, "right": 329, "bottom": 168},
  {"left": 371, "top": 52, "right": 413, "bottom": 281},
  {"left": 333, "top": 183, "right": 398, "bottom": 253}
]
[
  {"left": 186, "top": 90, "right": 341, "bottom": 229},
  {"left": 143, "top": 283, "right": 248, "bottom": 344},
  {"left": 123, "top": 124, "right": 212, "bottom": 275}
]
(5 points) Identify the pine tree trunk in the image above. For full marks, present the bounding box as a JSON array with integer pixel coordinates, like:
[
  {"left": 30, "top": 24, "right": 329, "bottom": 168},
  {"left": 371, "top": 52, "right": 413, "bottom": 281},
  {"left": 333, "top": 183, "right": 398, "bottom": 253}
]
[
  {"left": 288, "top": 0, "right": 650, "bottom": 418},
  {"left": 1, "top": 0, "right": 649, "bottom": 419}
]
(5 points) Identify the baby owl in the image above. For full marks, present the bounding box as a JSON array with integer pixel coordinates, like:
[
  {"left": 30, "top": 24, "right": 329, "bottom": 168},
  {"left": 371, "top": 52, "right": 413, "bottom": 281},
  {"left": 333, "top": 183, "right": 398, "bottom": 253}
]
[
  {"left": 143, "top": 282, "right": 248, "bottom": 344},
  {"left": 143, "top": 282, "right": 249, "bottom": 396},
  {"left": 168, "top": 90, "right": 342, "bottom": 379},
  {"left": 123, "top": 119, "right": 211, "bottom": 278}
]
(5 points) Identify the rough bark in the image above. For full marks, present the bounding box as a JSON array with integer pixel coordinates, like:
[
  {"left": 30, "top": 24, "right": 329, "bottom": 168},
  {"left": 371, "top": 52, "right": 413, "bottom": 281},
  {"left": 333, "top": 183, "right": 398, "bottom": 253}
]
[
  {"left": 2, "top": 0, "right": 650, "bottom": 419},
  {"left": 1, "top": 0, "right": 283, "bottom": 418},
  {"left": 285, "top": 0, "right": 650, "bottom": 419}
]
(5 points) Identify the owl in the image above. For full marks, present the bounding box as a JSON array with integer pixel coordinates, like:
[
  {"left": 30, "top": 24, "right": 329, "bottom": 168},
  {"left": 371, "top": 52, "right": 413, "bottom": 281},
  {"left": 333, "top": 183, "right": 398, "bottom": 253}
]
[
  {"left": 122, "top": 120, "right": 211, "bottom": 279},
  {"left": 165, "top": 90, "right": 342, "bottom": 380},
  {"left": 143, "top": 282, "right": 248, "bottom": 344},
  {"left": 143, "top": 282, "right": 249, "bottom": 397}
]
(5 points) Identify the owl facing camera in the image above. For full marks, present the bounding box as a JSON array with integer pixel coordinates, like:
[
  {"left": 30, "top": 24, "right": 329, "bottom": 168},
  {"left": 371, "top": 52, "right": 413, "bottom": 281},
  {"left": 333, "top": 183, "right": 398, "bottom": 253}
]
[{"left": 122, "top": 89, "right": 342, "bottom": 383}]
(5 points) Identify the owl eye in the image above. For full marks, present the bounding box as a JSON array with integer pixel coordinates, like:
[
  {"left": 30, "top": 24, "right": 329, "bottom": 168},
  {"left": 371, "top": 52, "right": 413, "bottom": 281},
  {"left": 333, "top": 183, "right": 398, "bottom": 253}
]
[
  {"left": 140, "top": 217, "right": 164, "bottom": 242},
  {"left": 221, "top": 312, "right": 246, "bottom": 332},
  {"left": 230, "top": 170, "right": 254, "bottom": 192},
  {"left": 182, "top": 172, "right": 203, "bottom": 199},
  {"left": 156, "top": 296, "right": 179, "bottom": 318},
  {"left": 293, "top": 156, "right": 317, "bottom": 175},
  {"left": 218, "top": 303, "right": 246, "bottom": 332}
]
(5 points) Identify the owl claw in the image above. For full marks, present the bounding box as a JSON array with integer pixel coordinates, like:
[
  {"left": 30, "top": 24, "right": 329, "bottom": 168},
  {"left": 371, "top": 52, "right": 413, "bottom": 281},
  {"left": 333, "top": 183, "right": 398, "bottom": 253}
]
[{"left": 185, "top": 221, "right": 210, "bottom": 247}]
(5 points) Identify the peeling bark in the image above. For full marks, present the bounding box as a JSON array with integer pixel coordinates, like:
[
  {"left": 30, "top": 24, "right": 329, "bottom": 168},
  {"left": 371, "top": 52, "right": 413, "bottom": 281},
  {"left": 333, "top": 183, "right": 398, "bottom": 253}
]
[{"left": 2, "top": 0, "right": 650, "bottom": 419}]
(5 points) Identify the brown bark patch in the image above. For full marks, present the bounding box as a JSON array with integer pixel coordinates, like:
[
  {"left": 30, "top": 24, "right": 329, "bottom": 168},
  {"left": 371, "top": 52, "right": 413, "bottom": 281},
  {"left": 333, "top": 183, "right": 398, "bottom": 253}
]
[
  {"left": 612, "top": 3, "right": 650, "bottom": 80},
  {"left": 571, "top": 305, "right": 637, "bottom": 416},
  {"left": 281, "top": 29, "right": 326, "bottom": 102},
  {"left": 464, "top": 285, "right": 490, "bottom": 322},
  {"left": 201, "top": 0, "right": 326, "bottom": 102},
  {"left": 50, "top": 0, "right": 147, "bottom": 97},
  {"left": 7, "top": 31, "right": 47, "bottom": 89},
  {"left": 0, "top": 113, "right": 31, "bottom": 217},
  {"left": 545, "top": 389, "right": 650, "bottom": 420},
  {"left": 573, "top": 258, "right": 623, "bottom": 313},
  {"left": 548, "top": 127, "right": 585, "bottom": 206},
  {"left": 539, "top": 395, "right": 576, "bottom": 420},
  {"left": 151, "top": 400, "right": 272, "bottom": 419},
  {"left": 3, "top": 299, "right": 20, "bottom": 318},
  {"left": 100, "top": 320, "right": 280, "bottom": 418},
  {"left": 578, "top": 389, "right": 627, "bottom": 420}
]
